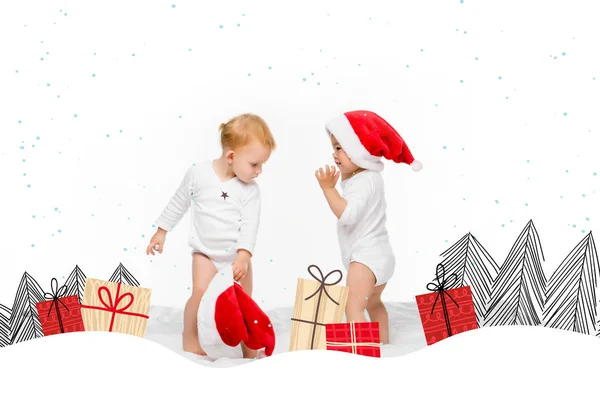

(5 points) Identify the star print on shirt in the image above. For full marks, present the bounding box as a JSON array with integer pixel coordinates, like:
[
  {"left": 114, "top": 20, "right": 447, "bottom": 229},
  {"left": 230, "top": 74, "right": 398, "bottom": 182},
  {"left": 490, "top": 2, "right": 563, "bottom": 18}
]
[{"left": 221, "top": 191, "right": 229, "bottom": 200}]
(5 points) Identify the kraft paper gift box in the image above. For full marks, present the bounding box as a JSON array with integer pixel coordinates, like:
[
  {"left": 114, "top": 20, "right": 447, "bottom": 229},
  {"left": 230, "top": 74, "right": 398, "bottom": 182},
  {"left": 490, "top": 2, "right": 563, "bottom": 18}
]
[
  {"left": 416, "top": 263, "right": 478, "bottom": 345},
  {"left": 325, "top": 321, "right": 381, "bottom": 357},
  {"left": 80, "top": 278, "right": 152, "bottom": 338},
  {"left": 289, "top": 265, "right": 349, "bottom": 351},
  {"left": 36, "top": 278, "right": 85, "bottom": 336}
]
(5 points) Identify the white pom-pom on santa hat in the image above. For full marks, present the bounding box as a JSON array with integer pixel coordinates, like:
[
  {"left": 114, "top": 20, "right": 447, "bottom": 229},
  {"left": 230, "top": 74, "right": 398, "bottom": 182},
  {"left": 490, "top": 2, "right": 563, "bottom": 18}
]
[{"left": 325, "top": 110, "right": 423, "bottom": 172}]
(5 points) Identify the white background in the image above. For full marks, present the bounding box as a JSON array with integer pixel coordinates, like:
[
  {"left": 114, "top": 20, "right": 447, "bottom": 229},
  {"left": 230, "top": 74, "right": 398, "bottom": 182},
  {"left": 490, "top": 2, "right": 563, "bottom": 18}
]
[{"left": 1, "top": 0, "right": 599, "bottom": 315}]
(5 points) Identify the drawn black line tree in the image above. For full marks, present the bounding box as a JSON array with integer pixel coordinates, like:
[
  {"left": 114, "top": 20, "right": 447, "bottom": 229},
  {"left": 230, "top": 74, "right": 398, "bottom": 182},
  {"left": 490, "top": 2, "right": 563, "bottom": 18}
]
[
  {"left": 65, "top": 265, "right": 87, "bottom": 304},
  {"left": 543, "top": 232, "right": 599, "bottom": 334},
  {"left": 108, "top": 263, "right": 140, "bottom": 286},
  {"left": 0, "top": 263, "right": 143, "bottom": 348},
  {"left": 436, "top": 232, "right": 500, "bottom": 326},
  {"left": 9, "top": 272, "right": 45, "bottom": 344},
  {"left": 0, "top": 304, "right": 11, "bottom": 347},
  {"left": 484, "top": 220, "right": 547, "bottom": 326}
]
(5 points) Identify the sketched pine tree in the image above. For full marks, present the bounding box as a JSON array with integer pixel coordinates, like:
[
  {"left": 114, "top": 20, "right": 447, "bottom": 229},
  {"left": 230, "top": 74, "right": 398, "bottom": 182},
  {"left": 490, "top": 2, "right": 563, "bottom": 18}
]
[
  {"left": 484, "top": 220, "right": 547, "bottom": 327},
  {"left": 9, "top": 272, "right": 45, "bottom": 344},
  {"left": 65, "top": 265, "right": 87, "bottom": 304},
  {"left": 436, "top": 232, "right": 500, "bottom": 326},
  {"left": 544, "top": 232, "right": 599, "bottom": 335},
  {"left": 108, "top": 263, "right": 140, "bottom": 286},
  {"left": 0, "top": 304, "right": 11, "bottom": 347}
]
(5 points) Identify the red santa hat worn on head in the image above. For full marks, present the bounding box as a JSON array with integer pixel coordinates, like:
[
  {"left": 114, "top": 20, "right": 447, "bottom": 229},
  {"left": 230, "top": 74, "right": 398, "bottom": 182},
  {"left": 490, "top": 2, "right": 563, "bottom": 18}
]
[{"left": 325, "top": 110, "right": 423, "bottom": 172}]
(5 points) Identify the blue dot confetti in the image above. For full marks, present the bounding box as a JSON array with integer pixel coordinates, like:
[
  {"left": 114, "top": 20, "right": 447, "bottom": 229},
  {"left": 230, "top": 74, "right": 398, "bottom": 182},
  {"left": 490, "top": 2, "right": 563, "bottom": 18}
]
[
  {"left": 563, "top": 112, "right": 568, "bottom": 116},
  {"left": 172, "top": 4, "right": 176, "bottom": 8},
  {"left": 498, "top": 76, "right": 502, "bottom": 80}
]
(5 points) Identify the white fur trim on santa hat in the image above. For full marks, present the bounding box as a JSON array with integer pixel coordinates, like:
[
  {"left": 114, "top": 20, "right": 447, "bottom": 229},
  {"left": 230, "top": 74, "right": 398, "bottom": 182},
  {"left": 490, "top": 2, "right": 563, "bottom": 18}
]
[{"left": 325, "top": 114, "right": 384, "bottom": 172}]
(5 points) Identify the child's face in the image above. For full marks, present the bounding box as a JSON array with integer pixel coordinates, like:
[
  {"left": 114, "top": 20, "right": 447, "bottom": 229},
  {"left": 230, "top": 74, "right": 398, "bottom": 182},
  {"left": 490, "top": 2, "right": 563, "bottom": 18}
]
[
  {"left": 229, "top": 140, "right": 271, "bottom": 183},
  {"left": 330, "top": 134, "right": 359, "bottom": 173}
]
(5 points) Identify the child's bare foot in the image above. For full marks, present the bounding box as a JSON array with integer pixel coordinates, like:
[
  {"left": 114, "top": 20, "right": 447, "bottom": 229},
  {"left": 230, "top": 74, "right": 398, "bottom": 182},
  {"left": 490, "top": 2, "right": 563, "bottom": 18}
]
[
  {"left": 182, "top": 332, "right": 208, "bottom": 356},
  {"left": 241, "top": 341, "right": 258, "bottom": 359}
]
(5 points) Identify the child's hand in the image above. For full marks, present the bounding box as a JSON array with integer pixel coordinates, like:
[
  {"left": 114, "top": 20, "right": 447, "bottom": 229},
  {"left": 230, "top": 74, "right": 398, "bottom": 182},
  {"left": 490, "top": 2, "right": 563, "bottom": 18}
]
[
  {"left": 232, "top": 256, "right": 249, "bottom": 282},
  {"left": 146, "top": 229, "right": 167, "bottom": 256},
  {"left": 315, "top": 165, "right": 340, "bottom": 190}
]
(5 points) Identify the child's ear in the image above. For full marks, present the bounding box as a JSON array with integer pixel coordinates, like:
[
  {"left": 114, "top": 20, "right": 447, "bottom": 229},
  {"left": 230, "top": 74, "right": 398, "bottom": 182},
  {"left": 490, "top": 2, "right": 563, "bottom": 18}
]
[{"left": 226, "top": 150, "right": 235, "bottom": 165}]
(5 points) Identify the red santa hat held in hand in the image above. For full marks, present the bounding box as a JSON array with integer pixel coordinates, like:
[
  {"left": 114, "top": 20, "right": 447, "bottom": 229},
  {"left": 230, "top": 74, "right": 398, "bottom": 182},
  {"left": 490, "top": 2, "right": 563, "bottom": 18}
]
[
  {"left": 213, "top": 268, "right": 276, "bottom": 357},
  {"left": 325, "top": 110, "right": 423, "bottom": 172}
]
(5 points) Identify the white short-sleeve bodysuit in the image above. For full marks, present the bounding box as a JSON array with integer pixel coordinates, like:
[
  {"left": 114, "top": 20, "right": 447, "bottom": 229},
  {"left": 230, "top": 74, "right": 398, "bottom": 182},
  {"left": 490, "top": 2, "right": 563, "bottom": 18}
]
[{"left": 337, "top": 170, "right": 395, "bottom": 286}]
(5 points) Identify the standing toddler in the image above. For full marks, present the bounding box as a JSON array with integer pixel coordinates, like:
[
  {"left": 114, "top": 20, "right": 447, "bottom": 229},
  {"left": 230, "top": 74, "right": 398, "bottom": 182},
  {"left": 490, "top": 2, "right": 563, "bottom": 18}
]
[
  {"left": 315, "top": 110, "right": 422, "bottom": 344},
  {"left": 147, "top": 113, "right": 276, "bottom": 357}
]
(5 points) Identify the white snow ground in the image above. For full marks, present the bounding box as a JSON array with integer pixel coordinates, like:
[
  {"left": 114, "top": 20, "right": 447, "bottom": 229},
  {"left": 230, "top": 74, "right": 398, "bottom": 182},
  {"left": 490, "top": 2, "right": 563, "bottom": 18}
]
[{"left": 144, "top": 301, "right": 428, "bottom": 367}]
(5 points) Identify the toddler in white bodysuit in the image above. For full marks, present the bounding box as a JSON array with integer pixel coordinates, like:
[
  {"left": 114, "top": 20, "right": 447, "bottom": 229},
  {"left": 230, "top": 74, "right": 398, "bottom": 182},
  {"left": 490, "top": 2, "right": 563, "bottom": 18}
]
[
  {"left": 315, "top": 110, "right": 422, "bottom": 344},
  {"left": 146, "top": 113, "right": 276, "bottom": 358}
]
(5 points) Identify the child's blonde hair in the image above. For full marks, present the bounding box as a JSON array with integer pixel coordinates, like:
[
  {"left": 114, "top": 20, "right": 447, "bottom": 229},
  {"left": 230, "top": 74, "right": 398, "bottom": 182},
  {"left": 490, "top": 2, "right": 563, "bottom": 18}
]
[{"left": 219, "top": 113, "right": 276, "bottom": 151}]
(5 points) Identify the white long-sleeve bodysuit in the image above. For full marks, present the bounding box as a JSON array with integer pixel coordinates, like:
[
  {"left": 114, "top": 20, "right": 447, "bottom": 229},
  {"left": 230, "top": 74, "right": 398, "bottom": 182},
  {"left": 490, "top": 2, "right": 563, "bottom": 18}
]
[
  {"left": 155, "top": 160, "right": 261, "bottom": 269},
  {"left": 337, "top": 170, "right": 395, "bottom": 286}
]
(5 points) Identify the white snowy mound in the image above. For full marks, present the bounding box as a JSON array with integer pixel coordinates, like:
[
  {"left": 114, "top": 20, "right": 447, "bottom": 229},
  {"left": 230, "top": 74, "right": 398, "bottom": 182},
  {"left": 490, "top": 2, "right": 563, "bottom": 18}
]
[
  {"left": 144, "top": 301, "right": 428, "bottom": 367},
  {"left": 1, "top": 322, "right": 600, "bottom": 397}
]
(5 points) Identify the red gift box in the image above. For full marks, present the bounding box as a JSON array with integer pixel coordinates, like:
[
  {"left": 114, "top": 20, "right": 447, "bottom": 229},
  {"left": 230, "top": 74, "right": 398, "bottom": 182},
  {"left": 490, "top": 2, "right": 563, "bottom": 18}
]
[
  {"left": 416, "top": 264, "right": 478, "bottom": 345},
  {"left": 36, "top": 288, "right": 85, "bottom": 337},
  {"left": 325, "top": 322, "right": 381, "bottom": 357}
]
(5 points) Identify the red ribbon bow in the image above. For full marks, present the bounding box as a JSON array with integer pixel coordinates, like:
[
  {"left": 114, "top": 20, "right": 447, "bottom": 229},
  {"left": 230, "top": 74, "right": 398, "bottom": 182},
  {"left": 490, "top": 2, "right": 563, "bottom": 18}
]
[{"left": 81, "top": 283, "right": 149, "bottom": 332}]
